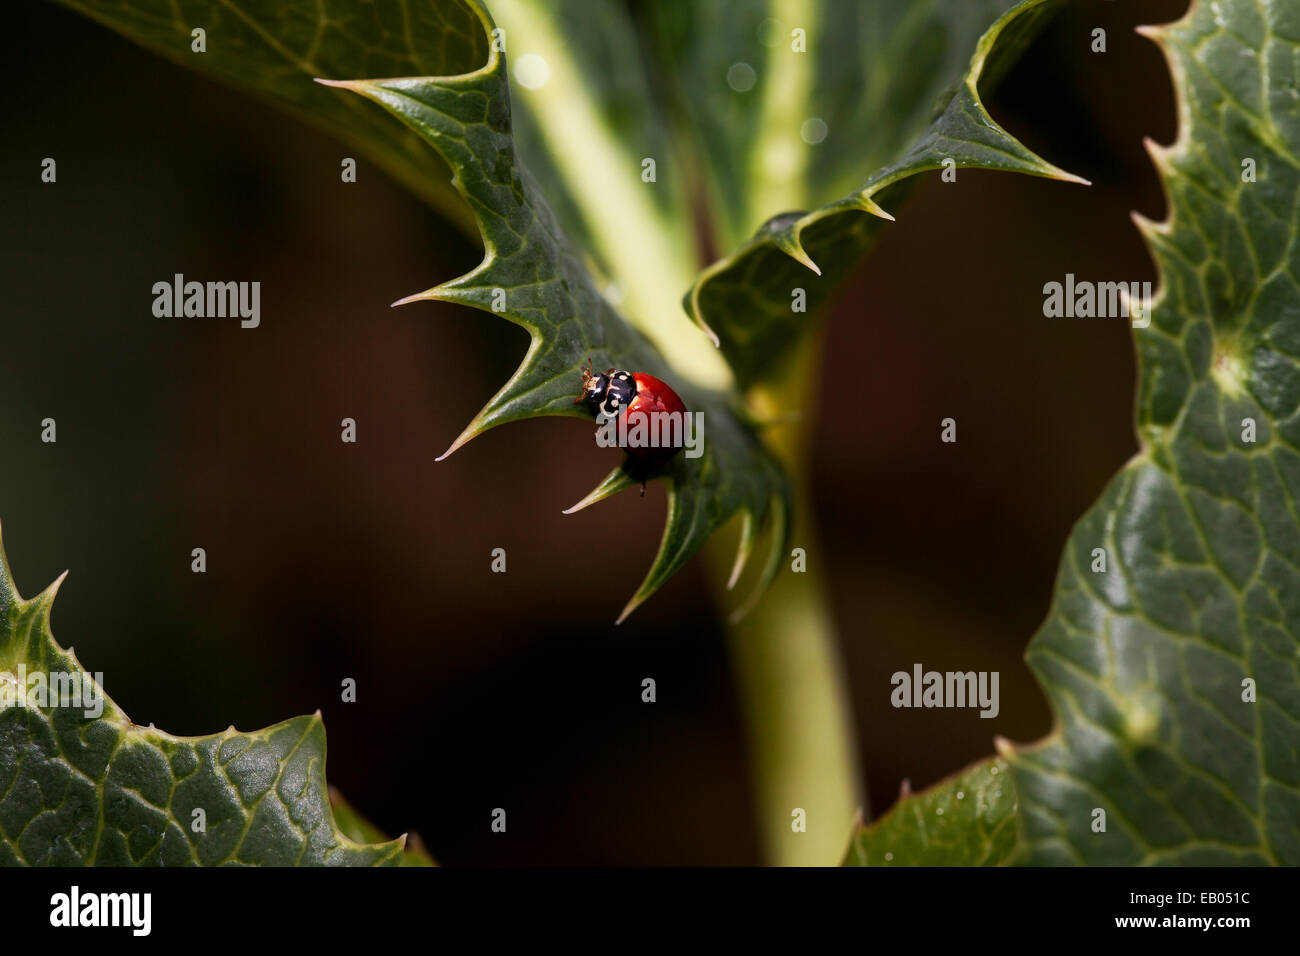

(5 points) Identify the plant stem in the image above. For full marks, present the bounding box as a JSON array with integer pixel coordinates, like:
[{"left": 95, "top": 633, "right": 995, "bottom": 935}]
[{"left": 710, "top": 332, "right": 862, "bottom": 866}]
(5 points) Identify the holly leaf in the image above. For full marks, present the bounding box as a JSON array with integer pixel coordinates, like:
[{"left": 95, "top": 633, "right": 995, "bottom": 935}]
[
  {"left": 845, "top": 0, "right": 1300, "bottom": 866},
  {"left": 843, "top": 758, "right": 1017, "bottom": 866},
  {"left": 1006, "top": 0, "right": 1300, "bottom": 865},
  {"left": 0, "top": 524, "right": 404, "bottom": 866},
  {"left": 659, "top": 0, "right": 1085, "bottom": 387},
  {"left": 314, "top": 1, "right": 791, "bottom": 622}
]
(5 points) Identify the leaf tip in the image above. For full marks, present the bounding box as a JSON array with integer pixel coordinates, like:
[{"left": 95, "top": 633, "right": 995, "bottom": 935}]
[
  {"left": 856, "top": 193, "right": 896, "bottom": 222},
  {"left": 1029, "top": 155, "right": 1090, "bottom": 187},
  {"left": 729, "top": 495, "right": 789, "bottom": 623},
  {"left": 1141, "top": 135, "right": 1175, "bottom": 171},
  {"left": 1133, "top": 23, "right": 1166, "bottom": 43},
  {"left": 564, "top": 466, "right": 636, "bottom": 515},
  {"left": 1130, "top": 207, "right": 1168, "bottom": 239},
  {"left": 1052, "top": 168, "right": 1092, "bottom": 187},
  {"left": 313, "top": 77, "right": 370, "bottom": 93},
  {"left": 435, "top": 423, "right": 479, "bottom": 462},
  {"left": 774, "top": 232, "right": 822, "bottom": 276},
  {"left": 34, "top": 569, "right": 69, "bottom": 615},
  {"left": 792, "top": 246, "right": 823, "bottom": 276},
  {"left": 392, "top": 290, "right": 436, "bottom": 308},
  {"left": 726, "top": 513, "right": 758, "bottom": 591},
  {"left": 616, "top": 575, "right": 658, "bottom": 625}
]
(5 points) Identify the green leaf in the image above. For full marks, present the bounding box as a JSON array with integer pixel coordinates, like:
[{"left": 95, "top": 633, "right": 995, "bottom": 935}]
[
  {"left": 841, "top": 0, "right": 1300, "bottom": 867},
  {"left": 54, "top": 0, "right": 486, "bottom": 236},
  {"left": 329, "top": 787, "right": 436, "bottom": 866},
  {"left": 482, "top": 0, "right": 711, "bottom": 383},
  {"left": 317, "top": 2, "right": 791, "bottom": 622},
  {"left": 1005, "top": 0, "right": 1300, "bottom": 865},
  {"left": 0, "top": 524, "right": 403, "bottom": 866},
  {"left": 663, "top": 0, "right": 1085, "bottom": 387},
  {"left": 843, "top": 758, "right": 1017, "bottom": 866}
]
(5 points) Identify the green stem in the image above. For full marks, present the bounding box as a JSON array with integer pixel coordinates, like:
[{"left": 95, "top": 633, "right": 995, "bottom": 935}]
[{"left": 711, "top": 332, "right": 862, "bottom": 866}]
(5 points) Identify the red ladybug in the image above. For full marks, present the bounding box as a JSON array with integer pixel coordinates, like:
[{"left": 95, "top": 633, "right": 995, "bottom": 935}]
[{"left": 575, "top": 358, "right": 689, "bottom": 493}]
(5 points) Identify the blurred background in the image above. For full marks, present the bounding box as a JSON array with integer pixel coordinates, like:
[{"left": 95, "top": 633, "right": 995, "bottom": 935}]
[{"left": 3, "top": 0, "right": 1186, "bottom": 864}]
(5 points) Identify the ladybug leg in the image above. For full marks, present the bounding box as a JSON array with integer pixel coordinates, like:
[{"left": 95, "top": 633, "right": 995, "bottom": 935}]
[{"left": 575, "top": 357, "right": 594, "bottom": 402}]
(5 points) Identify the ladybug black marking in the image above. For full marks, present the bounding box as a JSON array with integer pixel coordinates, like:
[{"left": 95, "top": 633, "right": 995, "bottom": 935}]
[{"left": 577, "top": 364, "right": 636, "bottom": 419}]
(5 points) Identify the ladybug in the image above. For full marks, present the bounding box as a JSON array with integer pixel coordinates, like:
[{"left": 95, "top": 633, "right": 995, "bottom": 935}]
[{"left": 575, "top": 358, "right": 689, "bottom": 493}]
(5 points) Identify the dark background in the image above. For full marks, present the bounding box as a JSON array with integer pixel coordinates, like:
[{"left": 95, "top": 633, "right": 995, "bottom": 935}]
[{"left": 2, "top": 0, "right": 1186, "bottom": 864}]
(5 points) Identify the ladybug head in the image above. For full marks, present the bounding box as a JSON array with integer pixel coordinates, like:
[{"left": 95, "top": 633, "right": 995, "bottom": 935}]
[
  {"left": 575, "top": 358, "right": 635, "bottom": 419},
  {"left": 575, "top": 358, "right": 608, "bottom": 408}
]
